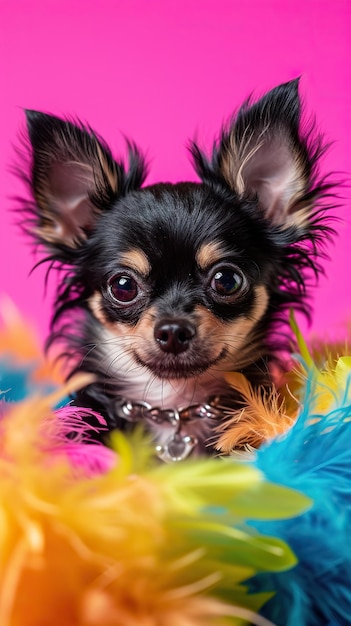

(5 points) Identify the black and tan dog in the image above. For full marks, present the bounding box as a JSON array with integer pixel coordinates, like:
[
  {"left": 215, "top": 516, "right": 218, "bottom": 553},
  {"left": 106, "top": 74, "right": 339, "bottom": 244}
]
[{"left": 21, "top": 79, "right": 333, "bottom": 460}]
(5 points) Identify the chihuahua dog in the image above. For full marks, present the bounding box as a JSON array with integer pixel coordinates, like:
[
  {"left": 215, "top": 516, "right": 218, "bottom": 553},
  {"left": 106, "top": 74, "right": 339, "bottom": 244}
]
[{"left": 21, "top": 79, "right": 332, "bottom": 460}]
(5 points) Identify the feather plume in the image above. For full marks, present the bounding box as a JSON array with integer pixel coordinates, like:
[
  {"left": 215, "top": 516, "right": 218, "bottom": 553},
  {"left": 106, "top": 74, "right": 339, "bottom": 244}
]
[
  {"left": 0, "top": 297, "right": 64, "bottom": 401},
  {"left": 215, "top": 373, "right": 295, "bottom": 453},
  {"left": 3, "top": 303, "right": 351, "bottom": 624},
  {"left": 0, "top": 312, "right": 309, "bottom": 625},
  {"left": 0, "top": 392, "right": 307, "bottom": 626},
  {"left": 250, "top": 353, "right": 351, "bottom": 625}
]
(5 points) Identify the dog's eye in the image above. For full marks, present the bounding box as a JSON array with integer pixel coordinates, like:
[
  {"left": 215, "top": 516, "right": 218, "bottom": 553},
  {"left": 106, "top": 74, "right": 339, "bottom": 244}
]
[
  {"left": 108, "top": 274, "right": 140, "bottom": 304},
  {"left": 209, "top": 267, "right": 246, "bottom": 298}
]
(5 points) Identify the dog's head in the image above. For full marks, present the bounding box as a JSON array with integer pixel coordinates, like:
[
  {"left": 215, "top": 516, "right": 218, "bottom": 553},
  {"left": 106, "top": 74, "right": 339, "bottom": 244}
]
[{"left": 22, "top": 80, "right": 331, "bottom": 397}]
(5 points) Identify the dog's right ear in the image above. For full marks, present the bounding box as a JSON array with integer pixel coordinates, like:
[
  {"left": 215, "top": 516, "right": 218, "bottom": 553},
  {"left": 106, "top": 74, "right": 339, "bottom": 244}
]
[
  {"left": 190, "top": 80, "right": 326, "bottom": 233},
  {"left": 24, "top": 111, "right": 147, "bottom": 248}
]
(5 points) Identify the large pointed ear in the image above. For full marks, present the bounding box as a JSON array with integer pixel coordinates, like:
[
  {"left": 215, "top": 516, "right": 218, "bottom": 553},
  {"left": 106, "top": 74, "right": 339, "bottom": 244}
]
[
  {"left": 24, "top": 111, "right": 147, "bottom": 248},
  {"left": 191, "top": 79, "right": 324, "bottom": 229}
]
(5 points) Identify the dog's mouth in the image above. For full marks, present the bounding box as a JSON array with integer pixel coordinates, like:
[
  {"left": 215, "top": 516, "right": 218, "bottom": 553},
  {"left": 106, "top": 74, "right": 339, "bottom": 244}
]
[{"left": 133, "top": 348, "right": 227, "bottom": 379}]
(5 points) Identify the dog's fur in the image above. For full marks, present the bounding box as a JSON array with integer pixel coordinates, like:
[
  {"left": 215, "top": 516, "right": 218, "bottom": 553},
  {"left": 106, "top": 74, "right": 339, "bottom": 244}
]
[{"left": 20, "top": 79, "right": 333, "bottom": 455}]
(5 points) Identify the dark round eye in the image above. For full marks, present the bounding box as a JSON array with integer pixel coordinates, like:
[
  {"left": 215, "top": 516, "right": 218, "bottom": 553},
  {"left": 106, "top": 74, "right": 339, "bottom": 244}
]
[
  {"left": 108, "top": 274, "right": 140, "bottom": 304},
  {"left": 210, "top": 267, "right": 245, "bottom": 298}
]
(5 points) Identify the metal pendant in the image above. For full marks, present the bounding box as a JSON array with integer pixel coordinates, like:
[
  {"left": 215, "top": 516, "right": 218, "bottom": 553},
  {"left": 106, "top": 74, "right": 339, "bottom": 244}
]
[{"left": 155, "top": 432, "right": 197, "bottom": 462}]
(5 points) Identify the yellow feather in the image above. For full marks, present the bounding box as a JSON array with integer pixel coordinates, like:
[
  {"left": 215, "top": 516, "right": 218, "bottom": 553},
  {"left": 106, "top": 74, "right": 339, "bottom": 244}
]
[{"left": 0, "top": 390, "right": 272, "bottom": 626}]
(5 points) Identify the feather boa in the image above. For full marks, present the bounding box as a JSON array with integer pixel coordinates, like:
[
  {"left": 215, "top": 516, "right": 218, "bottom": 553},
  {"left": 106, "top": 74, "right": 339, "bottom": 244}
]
[
  {"left": 249, "top": 345, "right": 351, "bottom": 624},
  {"left": 1, "top": 301, "right": 351, "bottom": 625}
]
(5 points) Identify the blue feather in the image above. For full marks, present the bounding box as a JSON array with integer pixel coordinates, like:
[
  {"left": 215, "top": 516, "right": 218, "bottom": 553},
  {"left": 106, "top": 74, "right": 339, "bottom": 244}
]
[
  {"left": 0, "top": 359, "right": 38, "bottom": 401},
  {"left": 0, "top": 358, "right": 66, "bottom": 406},
  {"left": 250, "top": 369, "right": 351, "bottom": 625}
]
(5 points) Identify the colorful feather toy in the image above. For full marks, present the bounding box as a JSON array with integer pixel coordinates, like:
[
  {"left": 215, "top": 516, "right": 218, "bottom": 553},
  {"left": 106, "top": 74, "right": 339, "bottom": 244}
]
[{"left": 1, "top": 302, "right": 351, "bottom": 625}]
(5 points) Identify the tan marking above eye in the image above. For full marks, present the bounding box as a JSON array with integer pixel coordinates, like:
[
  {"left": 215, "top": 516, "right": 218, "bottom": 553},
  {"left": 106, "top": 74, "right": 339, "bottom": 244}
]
[
  {"left": 119, "top": 249, "right": 151, "bottom": 276},
  {"left": 196, "top": 241, "right": 228, "bottom": 271}
]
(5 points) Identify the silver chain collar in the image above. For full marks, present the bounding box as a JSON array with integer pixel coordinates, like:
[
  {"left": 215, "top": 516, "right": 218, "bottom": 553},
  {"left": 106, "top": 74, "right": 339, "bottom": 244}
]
[{"left": 114, "top": 396, "right": 222, "bottom": 462}]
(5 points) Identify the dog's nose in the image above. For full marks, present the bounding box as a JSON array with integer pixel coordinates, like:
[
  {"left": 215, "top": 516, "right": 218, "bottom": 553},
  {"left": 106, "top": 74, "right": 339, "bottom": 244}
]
[{"left": 154, "top": 320, "right": 196, "bottom": 355}]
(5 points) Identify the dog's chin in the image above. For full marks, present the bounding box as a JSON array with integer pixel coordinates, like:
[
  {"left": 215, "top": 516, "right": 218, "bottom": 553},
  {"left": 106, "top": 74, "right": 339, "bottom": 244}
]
[{"left": 133, "top": 348, "right": 227, "bottom": 380}]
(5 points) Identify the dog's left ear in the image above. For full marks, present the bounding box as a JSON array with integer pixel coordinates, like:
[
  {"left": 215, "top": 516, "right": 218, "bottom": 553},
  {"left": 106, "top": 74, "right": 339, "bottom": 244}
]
[
  {"left": 24, "top": 111, "right": 146, "bottom": 248},
  {"left": 192, "top": 79, "right": 320, "bottom": 230}
]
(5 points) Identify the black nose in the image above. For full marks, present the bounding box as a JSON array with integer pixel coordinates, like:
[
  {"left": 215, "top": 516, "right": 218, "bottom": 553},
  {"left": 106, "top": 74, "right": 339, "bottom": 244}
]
[{"left": 154, "top": 320, "right": 196, "bottom": 355}]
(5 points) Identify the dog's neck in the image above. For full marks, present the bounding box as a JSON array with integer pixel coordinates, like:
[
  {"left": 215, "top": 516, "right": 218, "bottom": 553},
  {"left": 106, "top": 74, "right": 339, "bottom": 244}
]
[{"left": 118, "top": 364, "right": 229, "bottom": 409}]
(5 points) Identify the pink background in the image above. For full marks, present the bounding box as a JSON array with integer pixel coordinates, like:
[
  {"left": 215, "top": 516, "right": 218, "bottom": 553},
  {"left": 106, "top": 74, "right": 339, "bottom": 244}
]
[{"left": 1, "top": 0, "right": 350, "bottom": 339}]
